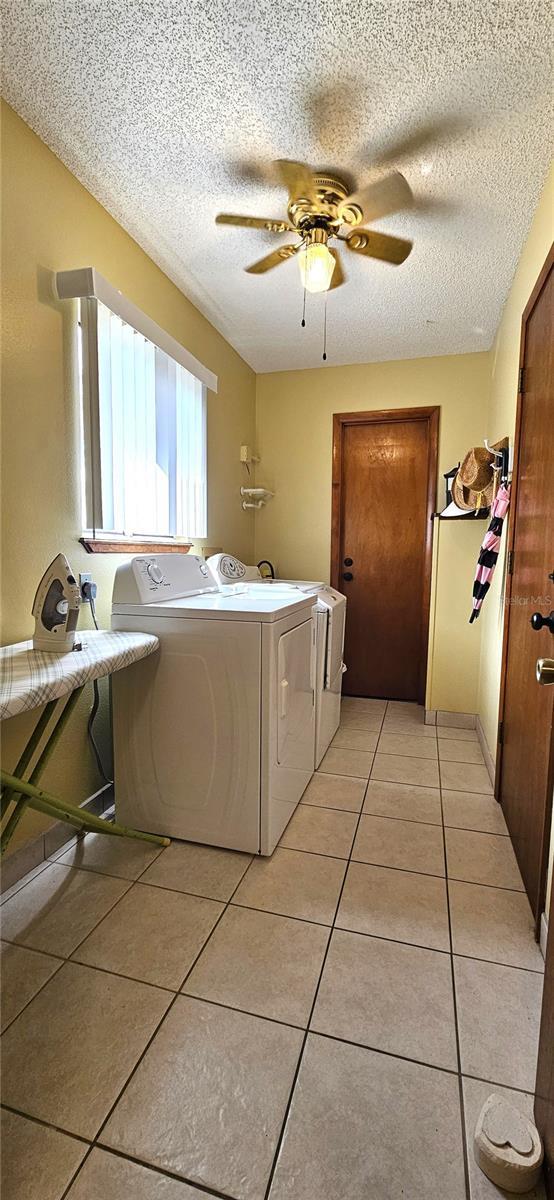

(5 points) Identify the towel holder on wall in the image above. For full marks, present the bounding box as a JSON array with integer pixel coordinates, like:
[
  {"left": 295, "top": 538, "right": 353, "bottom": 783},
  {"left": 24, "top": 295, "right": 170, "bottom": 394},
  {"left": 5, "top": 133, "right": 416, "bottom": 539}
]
[{"left": 241, "top": 486, "right": 275, "bottom": 511}]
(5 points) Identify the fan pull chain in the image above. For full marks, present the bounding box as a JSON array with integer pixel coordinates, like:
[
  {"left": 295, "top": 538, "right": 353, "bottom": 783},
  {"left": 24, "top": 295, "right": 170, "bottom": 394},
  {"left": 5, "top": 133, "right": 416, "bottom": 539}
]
[
  {"left": 301, "top": 284, "right": 306, "bottom": 328},
  {"left": 322, "top": 291, "right": 328, "bottom": 361}
]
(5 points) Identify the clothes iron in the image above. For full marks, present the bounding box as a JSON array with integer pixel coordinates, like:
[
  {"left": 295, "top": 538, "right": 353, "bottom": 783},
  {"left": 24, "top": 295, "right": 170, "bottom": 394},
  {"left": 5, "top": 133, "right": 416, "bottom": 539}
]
[{"left": 32, "top": 554, "right": 81, "bottom": 653}]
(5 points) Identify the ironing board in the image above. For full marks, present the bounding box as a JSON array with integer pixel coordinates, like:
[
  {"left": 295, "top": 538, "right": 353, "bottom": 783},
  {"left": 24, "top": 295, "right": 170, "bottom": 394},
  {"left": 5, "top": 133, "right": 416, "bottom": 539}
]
[{"left": 0, "top": 630, "right": 169, "bottom": 856}]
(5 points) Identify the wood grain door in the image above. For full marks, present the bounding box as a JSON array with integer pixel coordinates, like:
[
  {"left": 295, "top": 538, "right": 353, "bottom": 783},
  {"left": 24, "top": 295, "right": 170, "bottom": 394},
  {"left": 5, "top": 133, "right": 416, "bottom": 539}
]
[
  {"left": 497, "top": 247, "right": 554, "bottom": 926},
  {"left": 331, "top": 408, "right": 438, "bottom": 702}
]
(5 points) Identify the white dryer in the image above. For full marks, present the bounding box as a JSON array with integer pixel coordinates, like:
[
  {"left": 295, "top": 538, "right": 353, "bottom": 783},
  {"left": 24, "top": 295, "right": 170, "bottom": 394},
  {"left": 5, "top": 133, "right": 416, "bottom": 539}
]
[
  {"left": 207, "top": 555, "right": 346, "bottom": 767},
  {"left": 111, "top": 555, "right": 315, "bottom": 855}
]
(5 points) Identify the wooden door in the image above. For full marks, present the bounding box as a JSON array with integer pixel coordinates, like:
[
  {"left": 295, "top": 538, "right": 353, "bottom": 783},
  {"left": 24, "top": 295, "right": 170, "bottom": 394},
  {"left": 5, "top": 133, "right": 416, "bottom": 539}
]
[
  {"left": 331, "top": 407, "right": 438, "bottom": 702},
  {"left": 535, "top": 874, "right": 554, "bottom": 1197},
  {"left": 497, "top": 246, "right": 554, "bottom": 926}
]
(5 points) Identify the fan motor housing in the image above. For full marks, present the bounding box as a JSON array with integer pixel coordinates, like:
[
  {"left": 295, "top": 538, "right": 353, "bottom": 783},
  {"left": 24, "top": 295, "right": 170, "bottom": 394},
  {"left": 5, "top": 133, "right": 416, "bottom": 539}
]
[{"left": 288, "top": 173, "right": 363, "bottom": 233}]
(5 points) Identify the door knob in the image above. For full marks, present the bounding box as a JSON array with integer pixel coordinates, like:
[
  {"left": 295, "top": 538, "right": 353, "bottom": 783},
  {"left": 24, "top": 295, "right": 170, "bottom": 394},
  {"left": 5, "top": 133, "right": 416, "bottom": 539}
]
[
  {"left": 531, "top": 611, "right": 554, "bottom": 633},
  {"left": 536, "top": 658, "right": 554, "bottom": 685},
  {"left": 342, "top": 572, "right": 353, "bottom": 581}
]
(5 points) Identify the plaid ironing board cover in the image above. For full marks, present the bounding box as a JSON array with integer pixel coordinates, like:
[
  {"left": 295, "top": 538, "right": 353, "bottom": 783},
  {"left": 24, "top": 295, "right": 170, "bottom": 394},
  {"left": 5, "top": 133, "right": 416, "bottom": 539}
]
[{"left": 0, "top": 630, "right": 159, "bottom": 719}]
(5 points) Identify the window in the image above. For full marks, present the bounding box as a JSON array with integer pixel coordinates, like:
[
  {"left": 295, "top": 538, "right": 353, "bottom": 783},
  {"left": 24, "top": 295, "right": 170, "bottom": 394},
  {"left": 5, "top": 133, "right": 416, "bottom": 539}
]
[
  {"left": 56, "top": 268, "right": 217, "bottom": 545},
  {"left": 89, "top": 301, "right": 206, "bottom": 539}
]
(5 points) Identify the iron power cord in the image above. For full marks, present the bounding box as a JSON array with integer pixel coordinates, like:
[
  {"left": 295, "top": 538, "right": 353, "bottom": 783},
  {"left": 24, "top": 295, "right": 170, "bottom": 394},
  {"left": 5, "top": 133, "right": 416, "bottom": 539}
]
[{"left": 82, "top": 582, "right": 113, "bottom": 785}]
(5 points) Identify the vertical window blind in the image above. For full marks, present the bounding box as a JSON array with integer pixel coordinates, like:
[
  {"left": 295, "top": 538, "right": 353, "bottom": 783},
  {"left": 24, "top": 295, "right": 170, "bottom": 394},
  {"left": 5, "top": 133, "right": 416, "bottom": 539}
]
[{"left": 84, "top": 300, "right": 207, "bottom": 540}]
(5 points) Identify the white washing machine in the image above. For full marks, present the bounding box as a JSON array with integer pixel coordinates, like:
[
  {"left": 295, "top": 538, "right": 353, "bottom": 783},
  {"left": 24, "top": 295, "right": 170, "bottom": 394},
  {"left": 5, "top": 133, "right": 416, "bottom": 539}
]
[
  {"left": 207, "top": 555, "right": 347, "bottom": 767},
  {"left": 111, "top": 554, "right": 316, "bottom": 854}
]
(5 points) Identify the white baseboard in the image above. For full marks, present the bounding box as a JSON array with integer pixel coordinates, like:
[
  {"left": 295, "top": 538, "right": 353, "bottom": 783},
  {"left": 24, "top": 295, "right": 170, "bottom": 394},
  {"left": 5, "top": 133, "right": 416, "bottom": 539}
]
[
  {"left": 0, "top": 783, "right": 113, "bottom": 894},
  {"left": 476, "top": 716, "right": 496, "bottom": 789},
  {"left": 436, "top": 710, "right": 477, "bottom": 729},
  {"left": 426, "top": 709, "right": 479, "bottom": 728}
]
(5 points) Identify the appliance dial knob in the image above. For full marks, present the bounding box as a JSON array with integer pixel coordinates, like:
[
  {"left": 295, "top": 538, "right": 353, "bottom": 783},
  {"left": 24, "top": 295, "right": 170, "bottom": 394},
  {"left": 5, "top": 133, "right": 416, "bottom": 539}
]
[{"left": 147, "top": 562, "right": 164, "bottom": 585}]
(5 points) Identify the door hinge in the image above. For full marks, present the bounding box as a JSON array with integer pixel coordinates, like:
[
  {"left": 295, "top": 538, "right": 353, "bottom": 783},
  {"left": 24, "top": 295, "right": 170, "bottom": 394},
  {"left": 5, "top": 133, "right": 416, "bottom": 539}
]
[
  {"left": 507, "top": 549, "right": 515, "bottom": 575},
  {"left": 518, "top": 366, "right": 525, "bottom": 394},
  {"left": 498, "top": 720, "right": 504, "bottom": 746}
]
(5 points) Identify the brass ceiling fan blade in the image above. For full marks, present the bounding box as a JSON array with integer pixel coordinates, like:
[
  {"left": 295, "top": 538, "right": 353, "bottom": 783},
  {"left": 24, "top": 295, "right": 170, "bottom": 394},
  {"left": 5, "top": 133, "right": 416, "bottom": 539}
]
[
  {"left": 328, "top": 248, "right": 346, "bottom": 289},
  {"left": 366, "top": 115, "right": 468, "bottom": 169},
  {"left": 227, "top": 158, "right": 274, "bottom": 185},
  {"left": 245, "top": 244, "right": 300, "bottom": 274},
  {"left": 340, "top": 171, "right": 413, "bottom": 224},
  {"left": 304, "top": 81, "right": 360, "bottom": 157},
  {"left": 346, "top": 229, "right": 413, "bottom": 265},
  {"left": 274, "top": 159, "right": 316, "bottom": 202},
  {"left": 216, "top": 213, "right": 294, "bottom": 233}
]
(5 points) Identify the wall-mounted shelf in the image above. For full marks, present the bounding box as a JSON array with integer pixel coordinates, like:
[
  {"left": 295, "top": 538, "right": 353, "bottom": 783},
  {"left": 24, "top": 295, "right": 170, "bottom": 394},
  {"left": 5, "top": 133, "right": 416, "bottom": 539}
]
[
  {"left": 432, "top": 439, "right": 510, "bottom": 522},
  {"left": 432, "top": 466, "right": 490, "bottom": 521}
]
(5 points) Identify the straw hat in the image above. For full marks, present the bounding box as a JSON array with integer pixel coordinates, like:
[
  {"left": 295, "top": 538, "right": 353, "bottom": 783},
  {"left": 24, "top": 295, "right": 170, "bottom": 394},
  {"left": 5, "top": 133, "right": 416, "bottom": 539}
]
[{"left": 452, "top": 447, "right": 495, "bottom": 511}]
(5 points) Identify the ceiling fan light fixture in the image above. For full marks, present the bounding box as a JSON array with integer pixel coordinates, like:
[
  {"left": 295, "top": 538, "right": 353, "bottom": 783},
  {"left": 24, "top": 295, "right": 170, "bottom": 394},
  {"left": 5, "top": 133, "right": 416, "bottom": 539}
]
[{"left": 298, "top": 238, "right": 336, "bottom": 294}]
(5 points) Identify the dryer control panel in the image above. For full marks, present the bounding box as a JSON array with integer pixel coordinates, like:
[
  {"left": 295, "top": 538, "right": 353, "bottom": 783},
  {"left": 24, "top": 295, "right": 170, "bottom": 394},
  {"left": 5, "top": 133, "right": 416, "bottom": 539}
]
[
  {"left": 207, "top": 553, "right": 249, "bottom": 584},
  {"left": 112, "top": 554, "right": 217, "bottom": 606}
]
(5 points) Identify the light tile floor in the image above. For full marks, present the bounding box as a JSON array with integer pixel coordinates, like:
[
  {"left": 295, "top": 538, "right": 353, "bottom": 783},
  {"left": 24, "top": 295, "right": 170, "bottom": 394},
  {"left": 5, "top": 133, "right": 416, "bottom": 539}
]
[{"left": 0, "top": 700, "right": 545, "bottom": 1199}]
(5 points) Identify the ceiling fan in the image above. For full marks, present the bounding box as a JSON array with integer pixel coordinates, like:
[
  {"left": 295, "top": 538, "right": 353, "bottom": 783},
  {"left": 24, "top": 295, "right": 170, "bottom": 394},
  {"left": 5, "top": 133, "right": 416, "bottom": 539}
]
[{"left": 216, "top": 159, "right": 414, "bottom": 295}]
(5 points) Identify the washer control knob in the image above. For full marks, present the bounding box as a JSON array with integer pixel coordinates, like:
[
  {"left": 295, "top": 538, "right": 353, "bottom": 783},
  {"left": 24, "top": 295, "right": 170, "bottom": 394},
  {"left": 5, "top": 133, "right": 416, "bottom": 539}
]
[{"left": 147, "top": 562, "right": 164, "bottom": 585}]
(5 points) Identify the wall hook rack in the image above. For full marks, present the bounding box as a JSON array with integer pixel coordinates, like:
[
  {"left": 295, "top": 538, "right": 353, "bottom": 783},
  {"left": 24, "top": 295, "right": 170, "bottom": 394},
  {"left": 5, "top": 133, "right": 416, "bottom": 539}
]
[
  {"left": 484, "top": 438, "right": 511, "bottom": 486},
  {"left": 431, "top": 436, "right": 511, "bottom": 522},
  {"left": 240, "top": 486, "right": 275, "bottom": 511}
]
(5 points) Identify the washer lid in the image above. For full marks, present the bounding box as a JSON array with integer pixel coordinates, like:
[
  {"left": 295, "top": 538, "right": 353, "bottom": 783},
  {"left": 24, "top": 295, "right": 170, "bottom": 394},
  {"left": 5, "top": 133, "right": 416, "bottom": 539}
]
[{"left": 112, "top": 589, "right": 315, "bottom": 623}]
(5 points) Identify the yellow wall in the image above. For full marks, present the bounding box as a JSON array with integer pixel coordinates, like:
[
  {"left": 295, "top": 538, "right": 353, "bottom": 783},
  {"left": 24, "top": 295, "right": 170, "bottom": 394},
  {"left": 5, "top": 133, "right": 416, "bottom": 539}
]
[
  {"left": 1, "top": 102, "right": 256, "bottom": 853},
  {"left": 477, "top": 166, "right": 553, "bottom": 756},
  {"left": 254, "top": 353, "right": 491, "bottom": 713},
  {"left": 2, "top": 97, "right": 550, "bottom": 863}
]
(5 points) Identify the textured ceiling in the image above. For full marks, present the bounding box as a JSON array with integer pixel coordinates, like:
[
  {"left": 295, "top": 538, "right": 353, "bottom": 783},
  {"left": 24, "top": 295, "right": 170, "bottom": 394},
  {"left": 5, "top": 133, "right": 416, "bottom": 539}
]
[{"left": 3, "top": 1, "right": 553, "bottom": 372}]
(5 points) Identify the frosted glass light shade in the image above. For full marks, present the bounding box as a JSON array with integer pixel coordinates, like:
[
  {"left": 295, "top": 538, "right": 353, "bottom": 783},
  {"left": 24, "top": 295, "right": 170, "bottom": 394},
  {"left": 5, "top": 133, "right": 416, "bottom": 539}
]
[{"left": 298, "top": 242, "right": 336, "bottom": 293}]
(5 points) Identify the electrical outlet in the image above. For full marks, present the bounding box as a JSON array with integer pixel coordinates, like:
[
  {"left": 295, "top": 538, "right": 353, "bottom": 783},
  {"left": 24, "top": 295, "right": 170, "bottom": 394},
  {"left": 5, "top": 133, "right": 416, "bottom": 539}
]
[{"left": 79, "top": 572, "right": 93, "bottom": 601}]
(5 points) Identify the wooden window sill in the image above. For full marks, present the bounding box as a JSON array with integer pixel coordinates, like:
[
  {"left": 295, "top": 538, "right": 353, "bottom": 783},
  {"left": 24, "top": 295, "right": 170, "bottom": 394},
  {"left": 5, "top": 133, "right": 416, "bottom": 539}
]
[{"left": 79, "top": 538, "right": 193, "bottom": 554}]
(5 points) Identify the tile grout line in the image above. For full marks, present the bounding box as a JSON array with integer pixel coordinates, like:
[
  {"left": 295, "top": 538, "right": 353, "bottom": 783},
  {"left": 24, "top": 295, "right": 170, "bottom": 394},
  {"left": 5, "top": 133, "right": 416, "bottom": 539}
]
[
  {"left": 1, "top": 701, "right": 526, "bottom": 1197},
  {"left": 0, "top": 842, "right": 252, "bottom": 1037},
  {"left": 0, "top": 858, "right": 53, "bottom": 906},
  {"left": 5, "top": 841, "right": 523, "bottom": 890},
  {"left": 1, "top": 922, "right": 543, "bottom": 1052},
  {"left": 57, "top": 853, "right": 255, "bottom": 1200},
  {"left": 1, "top": 848, "right": 168, "bottom": 1036},
  {"left": 3, "top": 854, "right": 544, "bottom": 1025},
  {"left": 0, "top": 956, "right": 67, "bottom": 1037},
  {"left": 261, "top": 717, "right": 378, "bottom": 1200},
  {"left": 0, "top": 873, "right": 143, "bottom": 1037},
  {"left": 0, "top": 778, "right": 528, "bottom": 1043},
  {"left": 437, "top": 732, "right": 472, "bottom": 1200},
  {"left": 1, "top": 1032, "right": 540, "bottom": 1134},
  {"left": 53, "top": 835, "right": 225, "bottom": 971},
  {"left": 262, "top": 696, "right": 442, "bottom": 1194},
  {"left": 89, "top": 1141, "right": 240, "bottom": 1200},
  {"left": 0, "top": 1101, "right": 92, "bottom": 1146},
  {"left": 2, "top": 848, "right": 532, "bottom": 1043},
  {"left": 303, "top": 796, "right": 510, "bottom": 837}
]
